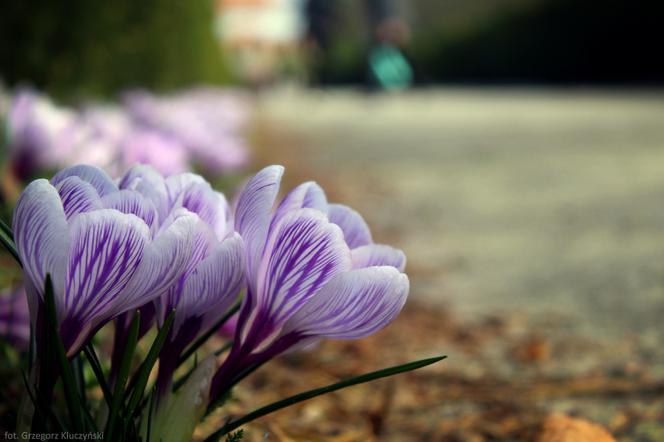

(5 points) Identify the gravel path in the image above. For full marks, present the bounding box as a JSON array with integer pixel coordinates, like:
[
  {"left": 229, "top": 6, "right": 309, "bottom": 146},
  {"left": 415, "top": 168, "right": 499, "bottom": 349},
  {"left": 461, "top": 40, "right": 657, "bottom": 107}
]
[{"left": 257, "top": 87, "right": 664, "bottom": 370}]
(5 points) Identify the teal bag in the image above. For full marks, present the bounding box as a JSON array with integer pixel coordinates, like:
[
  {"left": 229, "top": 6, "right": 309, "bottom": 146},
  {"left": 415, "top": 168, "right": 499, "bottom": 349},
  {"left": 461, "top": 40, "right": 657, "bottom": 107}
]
[{"left": 368, "top": 44, "right": 414, "bottom": 90}]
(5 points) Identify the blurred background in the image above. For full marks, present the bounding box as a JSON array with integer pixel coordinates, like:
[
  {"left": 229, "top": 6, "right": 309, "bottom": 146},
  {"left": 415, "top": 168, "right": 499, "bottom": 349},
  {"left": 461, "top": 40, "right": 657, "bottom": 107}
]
[{"left": 1, "top": 0, "right": 664, "bottom": 441}]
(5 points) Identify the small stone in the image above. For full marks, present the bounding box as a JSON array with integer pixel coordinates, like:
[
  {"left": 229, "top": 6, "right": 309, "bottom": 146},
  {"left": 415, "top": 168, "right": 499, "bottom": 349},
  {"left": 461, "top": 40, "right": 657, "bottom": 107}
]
[{"left": 537, "top": 414, "right": 616, "bottom": 442}]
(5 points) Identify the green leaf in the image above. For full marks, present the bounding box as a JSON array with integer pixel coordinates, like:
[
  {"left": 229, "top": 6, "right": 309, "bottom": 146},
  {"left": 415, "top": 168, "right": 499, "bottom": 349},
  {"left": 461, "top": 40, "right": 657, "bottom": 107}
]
[
  {"left": 204, "top": 355, "right": 446, "bottom": 441},
  {"left": 44, "top": 274, "right": 86, "bottom": 431},
  {"left": 174, "top": 342, "right": 231, "bottom": 392},
  {"left": 125, "top": 310, "right": 175, "bottom": 419},
  {"left": 105, "top": 311, "right": 140, "bottom": 441},
  {"left": 0, "top": 217, "right": 21, "bottom": 266},
  {"left": 178, "top": 299, "right": 240, "bottom": 367},
  {"left": 83, "top": 344, "right": 113, "bottom": 408}
]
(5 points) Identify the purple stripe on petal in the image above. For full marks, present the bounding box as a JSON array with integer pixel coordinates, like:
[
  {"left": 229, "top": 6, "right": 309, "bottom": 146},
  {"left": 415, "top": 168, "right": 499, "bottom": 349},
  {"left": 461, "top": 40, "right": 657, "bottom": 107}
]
[
  {"left": 327, "top": 203, "right": 373, "bottom": 249},
  {"left": 65, "top": 210, "right": 150, "bottom": 343},
  {"left": 55, "top": 176, "right": 103, "bottom": 220},
  {"left": 351, "top": 244, "right": 407, "bottom": 272},
  {"left": 234, "top": 166, "right": 284, "bottom": 284},
  {"left": 13, "top": 179, "right": 70, "bottom": 318},
  {"left": 285, "top": 266, "right": 409, "bottom": 340},
  {"left": 51, "top": 165, "right": 118, "bottom": 197},
  {"left": 256, "top": 208, "right": 351, "bottom": 325}
]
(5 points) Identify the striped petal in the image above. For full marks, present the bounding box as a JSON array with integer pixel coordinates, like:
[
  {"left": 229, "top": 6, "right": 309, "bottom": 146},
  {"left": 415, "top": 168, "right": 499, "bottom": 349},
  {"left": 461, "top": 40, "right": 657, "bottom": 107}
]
[
  {"left": 62, "top": 209, "right": 150, "bottom": 350},
  {"left": 271, "top": 181, "right": 328, "bottom": 230},
  {"left": 119, "top": 164, "right": 169, "bottom": 220},
  {"left": 102, "top": 190, "right": 158, "bottom": 233},
  {"left": 327, "top": 203, "right": 373, "bottom": 249},
  {"left": 177, "top": 233, "right": 245, "bottom": 334},
  {"left": 55, "top": 176, "right": 103, "bottom": 220},
  {"left": 351, "top": 244, "right": 407, "bottom": 272},
  {"left": 120, "top": 210, "right": 198, "bottom": 314},
  {"left": 177, "top": 181, "right": 231, "bottom": 241},
  {"left": 13, "top": 179, "right": 70, "bottom": 316},
  {"left": 51, "top": 164, "right": 117, "bottom": 197},
  {"left": 255, "top": 208, "right": 351, "bottom": 324},
  {"left": 234, "top": 165, "right": 284, "bottom": 283},
  {"left": 285, "top": 266, "right": 409, "bottom": 340}
]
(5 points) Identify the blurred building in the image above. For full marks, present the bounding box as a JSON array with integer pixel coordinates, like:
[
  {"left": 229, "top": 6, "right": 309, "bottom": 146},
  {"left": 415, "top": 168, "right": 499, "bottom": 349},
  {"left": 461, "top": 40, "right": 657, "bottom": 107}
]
[{"left": 215, "top": 0, "right": 305, "bottom": 84}]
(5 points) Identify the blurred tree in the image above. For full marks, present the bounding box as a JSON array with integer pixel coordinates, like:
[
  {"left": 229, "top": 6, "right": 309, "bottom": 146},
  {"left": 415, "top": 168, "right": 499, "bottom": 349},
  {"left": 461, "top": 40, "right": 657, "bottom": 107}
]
[{"left": 0, "top": 0, "right": 230, "bottom": 99}]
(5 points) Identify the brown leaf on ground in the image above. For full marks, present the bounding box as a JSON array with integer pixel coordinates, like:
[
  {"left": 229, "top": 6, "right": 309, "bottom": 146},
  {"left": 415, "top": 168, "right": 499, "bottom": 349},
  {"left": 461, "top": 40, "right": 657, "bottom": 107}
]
[{"left": 537, "top": 414, "right": 617, "bottom": 442}]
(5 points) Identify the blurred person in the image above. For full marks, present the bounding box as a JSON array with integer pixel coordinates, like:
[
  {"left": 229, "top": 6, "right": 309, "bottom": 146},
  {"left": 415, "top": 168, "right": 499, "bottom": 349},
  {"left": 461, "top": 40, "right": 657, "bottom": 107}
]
[{"left": 304, "top": 0, "right": 412, "bottom": 89}]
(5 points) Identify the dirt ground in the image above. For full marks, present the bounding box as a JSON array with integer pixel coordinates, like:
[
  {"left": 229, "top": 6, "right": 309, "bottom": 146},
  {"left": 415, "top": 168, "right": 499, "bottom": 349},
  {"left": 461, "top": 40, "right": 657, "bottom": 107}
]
[{"left": 197, "top": 88, "right": 664, "bottom": 441}]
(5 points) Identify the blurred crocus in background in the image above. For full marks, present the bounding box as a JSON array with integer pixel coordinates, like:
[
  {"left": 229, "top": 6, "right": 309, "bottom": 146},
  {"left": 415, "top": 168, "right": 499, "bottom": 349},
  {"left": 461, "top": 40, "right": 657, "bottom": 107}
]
[
  {"left": 4, "top": 90, "right": 87, "bottom": 180},
  {"left": 209, "top": 166, "right": 409, "bottom": 403},
  {"left": 2, "top": 87, "right": 250, "bottom": 184},
  {"left": 0, "top": 286, "right": 30, "bottom": 350},
  {"left": 123, "top": 88, "right": 250, "bottom": 174}
]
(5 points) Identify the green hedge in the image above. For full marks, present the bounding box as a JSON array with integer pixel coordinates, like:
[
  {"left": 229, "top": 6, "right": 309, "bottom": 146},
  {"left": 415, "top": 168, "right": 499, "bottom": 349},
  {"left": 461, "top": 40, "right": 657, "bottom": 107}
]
[{"left": 0, "top": 0, "right": 230, "bottom": 100}]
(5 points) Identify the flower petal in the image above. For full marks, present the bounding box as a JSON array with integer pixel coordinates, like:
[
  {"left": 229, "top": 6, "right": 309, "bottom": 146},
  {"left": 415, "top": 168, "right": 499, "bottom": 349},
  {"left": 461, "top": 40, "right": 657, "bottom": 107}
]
[
  {"left": 101, "top": 190, "right": 158, "bottom": 232},
  {"left": 272, "top": 181, "right": 328, "bottom": 229},
  {"left": 51, "top": 164, "right": 117, "bottom": 197},
  {"left": 327, "top": 203, "right": 373, "bottom": 249},
  {"left": 119, "top": 210, "right": 198, "bottom": 314},
  {"left": 64, "top": 209, "right": 150, "bottom": 334},
  {"left": 55, "top": 176, "right": 104, "bottom": 220},
  {"left": 12, "top": 179, "right": 70, "bottom": 316},
  {"left": 169, "top": 178, "right": 231, "bottom": 240},
  {"left": 118, "top": 164, "right": 169, "bottom": 220},
  {"left": 285, "top": 266, "right": 409, "bottom": 340},
  {"left": 255, "top": 208, "right": 351, "bottom": 324},
  {"left": 351, "top": 244, "right": 406, "bottom": 272},
  {"left": 234, "top": 165, "right": 284, "bottom": 282},
  {"left": 178, "top": 233, "right": 245, "bottom": 333}
]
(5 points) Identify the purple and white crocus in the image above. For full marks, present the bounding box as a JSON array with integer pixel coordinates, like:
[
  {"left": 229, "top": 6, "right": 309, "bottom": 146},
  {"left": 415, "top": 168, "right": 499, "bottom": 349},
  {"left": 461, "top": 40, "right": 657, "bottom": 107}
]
[
  {"left": 12, "top": 165, "right": 197, "bottom": 356},
  {"left": 148, "top": 172, "right": 245, "bottom": 397},
  {"left": 209, "top": 166, "right": 408, "bottom": 400}
]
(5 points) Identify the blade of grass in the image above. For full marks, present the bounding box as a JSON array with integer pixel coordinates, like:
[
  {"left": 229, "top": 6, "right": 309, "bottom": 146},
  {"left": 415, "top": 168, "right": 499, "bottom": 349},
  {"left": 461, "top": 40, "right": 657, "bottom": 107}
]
[
  {"left": 83, "top": 344, "right": 113, "bottom": 408},
  {"left": 20, "top": 368, "right": 66, "bottom": 432},
  {"left": 146, "top": 386, "right": 156, "bottom": 442},
  {"left": 0, "top": 216, "right": 12, "bottom": 237},
  {"left": 125, "top": 310, "right": 175, "bottom": 419},
  {"left": 178, "top": 300, "right": 240, "bottom": 367},
  {"left": 0, "top": 218, "right": 21, "bottom": 266},
  {"left": 44, "top": 275, "right": 85, "bottom": 431},
  {"left": 204, "top": 355, "right": 446, "bottom": 441},
  {"left": 105, "top": 311, "right": 140, "bottom": 441}
]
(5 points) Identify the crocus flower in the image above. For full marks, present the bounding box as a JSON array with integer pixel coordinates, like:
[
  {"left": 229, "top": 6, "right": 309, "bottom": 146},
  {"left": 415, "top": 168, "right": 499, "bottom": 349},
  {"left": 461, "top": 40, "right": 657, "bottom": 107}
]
[
  {"left": 209, "top": 166, "right": 408, "bottom": 400},
  {"left": 0, "top": 286, "right": 30, "bottom": 350},
  {"left": 148, "top": 172, "right": 245, "bottom": 396},
  {"left": 124, "top": 88, "right": 250, "bottom": 174},
  {"left": 12, "top": 164, "right": 197, "bottom": 356}
]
